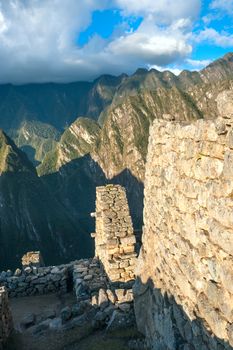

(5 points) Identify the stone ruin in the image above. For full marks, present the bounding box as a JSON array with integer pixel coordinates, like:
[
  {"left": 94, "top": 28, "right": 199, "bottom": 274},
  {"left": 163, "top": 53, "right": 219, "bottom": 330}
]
[
  {"left": 0, "top": 251, "right": 71, "bottom": 298},
  {"left": 91, "top": 184, "right": 137, "bottom": 282},
  {"left": 0, "top": 185, "right": 139, "bottom": 345},
  {"left": 0, "top": 287, "right": 13, "bottom": 349},
  {"left": 72, "top": 258, "right": 135, "bottom": 331},
  {"left": 2, "top": 87, "right": 233, "bottom": 350},
  {"left": 0, "top": 263, "right": 70, "bottom": 298}
]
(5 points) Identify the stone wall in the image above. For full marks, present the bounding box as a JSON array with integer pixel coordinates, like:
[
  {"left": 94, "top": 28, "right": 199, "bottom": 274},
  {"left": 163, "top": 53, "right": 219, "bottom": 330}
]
[
  {"left": 0, "top": 287, "right": 13, "bottom": 349},
  {"left": 72, "top": 258, "right": 135, "bottom": 329},
  {"left": 92, "top": 184, "right": 137, "bottom": 282},
  {"left": 0, "top": 263, "right": 72, "bottom": 298},
  {"left": 134, "top": 108, "right": 233, "bottom": 349}
]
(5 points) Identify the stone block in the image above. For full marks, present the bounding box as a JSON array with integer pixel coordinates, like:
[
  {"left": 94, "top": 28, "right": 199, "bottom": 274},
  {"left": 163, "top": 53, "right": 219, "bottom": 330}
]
[
  {"left": 123, "top": 245, "right": 135, "bottom": 254},
  {"left": 120, "top": 236, "right": 136, "bottom": 246},
  {"left": 22, "top": 251, "right": 44, "bottom": 268}
]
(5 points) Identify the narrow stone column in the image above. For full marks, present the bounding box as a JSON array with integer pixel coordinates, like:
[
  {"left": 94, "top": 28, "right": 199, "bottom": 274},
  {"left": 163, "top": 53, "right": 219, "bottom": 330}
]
[
  {"left": 0, "top": 287, "right": 13, "bottom": 349},
  {"left": 92, "top": 184, "right": 137, "bottom": 282}
]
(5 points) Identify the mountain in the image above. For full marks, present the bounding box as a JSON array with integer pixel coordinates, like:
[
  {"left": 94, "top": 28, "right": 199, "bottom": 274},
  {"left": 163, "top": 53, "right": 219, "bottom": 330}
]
[
  {"left": 0, "top": 75, "right": 125, "bottom": 165},
  {"left": 12, "top": 120, "right": 60, "bottom": 165},
  {"left": 1, "top": 53, "right": 232, "bottom": 168},
  {"left": 38, "top": 117, "right": 101, "bottom": 175},
  {"left": 93, "top": 87, "right": 201, "bottom": 181},
  {"left": 0, "top": 131, "right": 90, "bottom": 270},
  {"left": 0, "top": 52, "right": 233, "bottom": 269},
  {"left": 43, "top": 53, "right": 233, "bottom": 182},
  {"left": 93, "top": 53, "right": 233, "bottom": 181}
]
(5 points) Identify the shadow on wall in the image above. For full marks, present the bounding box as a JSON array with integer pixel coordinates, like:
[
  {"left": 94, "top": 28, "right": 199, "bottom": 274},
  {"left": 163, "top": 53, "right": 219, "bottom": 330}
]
[
  {"left": 41, "top": 154, "right": 144, "bottom": 255},
  {"left": 133, "top": 277, "right": 233, "bottom": 350}
]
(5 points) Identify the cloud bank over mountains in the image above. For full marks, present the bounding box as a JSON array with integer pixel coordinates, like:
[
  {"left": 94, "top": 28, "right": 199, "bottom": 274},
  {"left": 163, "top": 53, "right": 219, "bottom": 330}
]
[{"left": 0, "top": 0, "right": 232, "bottom": 83}]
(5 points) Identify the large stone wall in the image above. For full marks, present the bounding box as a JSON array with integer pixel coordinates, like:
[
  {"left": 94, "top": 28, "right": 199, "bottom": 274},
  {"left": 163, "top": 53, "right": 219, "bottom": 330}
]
[
  {"left": 0, "top": 287, "right": 13, "bottom": 349},
  {"left": 134, "top": 110, "right": 233, "bottom": 349},
  {"left": 92, "top": 184, "right": 137, "bottom": 282}
]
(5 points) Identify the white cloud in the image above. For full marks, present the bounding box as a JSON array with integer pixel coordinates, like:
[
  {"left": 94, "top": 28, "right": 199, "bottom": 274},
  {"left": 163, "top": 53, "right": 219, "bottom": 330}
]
[
  {"left": 115, "top": 0, "right": 200, "bottom": 24},
  {"left": 210, "top": 0, "right": 233, "bottom": 14},
  {"left": 0, "top": 0, "right": 201, "bottom": 83},
  {"left": 148, "top": 58, "right": 212, "bottom": 76},
  {"left": 149, "top": 65, "right": 182, "bottom": 76},
  {"left": 195, "top": 28, "right": 233, "bottom": 47},
  {"left": 106, "top": 22, "right": 192, "bottom": 66},
  {"left": 186, "top": 58, "right": 212, "bottom": 68}
]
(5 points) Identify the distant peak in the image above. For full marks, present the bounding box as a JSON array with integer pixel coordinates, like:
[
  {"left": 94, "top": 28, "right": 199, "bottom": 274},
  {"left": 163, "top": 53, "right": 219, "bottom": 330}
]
[
  {"left": 222, "top": 52, "right": 233, "bottom": 61},
  {"left": 134, "top": 68, "right": 148, "bottom": 75},
  {"left": 204, "top": 52, "right": 233, "bottom": 70},
  {"left": 93, "top": 74, "right": 119, "bottom": 85},
  {"left": 0, "top": 129, "right": 35, "bottom": 174},
  {"left": 162, "top": 70, "right": 176, "bottom": 77}
]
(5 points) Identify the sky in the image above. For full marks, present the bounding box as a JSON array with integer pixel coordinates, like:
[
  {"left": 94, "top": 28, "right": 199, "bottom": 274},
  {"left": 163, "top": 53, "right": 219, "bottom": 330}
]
[{"left": 0, "top": 0, "right": 233, "bottom": 84}]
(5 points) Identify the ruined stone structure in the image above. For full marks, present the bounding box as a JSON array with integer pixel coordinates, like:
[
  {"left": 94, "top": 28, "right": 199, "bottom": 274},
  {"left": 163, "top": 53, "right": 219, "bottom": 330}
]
[
  {"left": 92, "top": 184, "right": 137, "bottom": 282},
  {"left": 0, "top": 261, "right": 72, "bottom": 298},
  {"left": 134, "top": 108, "right": 233, "bottom": 349},
  {"left": 2, "top": 91, "right": 233, "bottom": 348},
  {"left": 0, "top": 287, "right": 13, "bottom": 349},
  {"left": 72, "top": 258, "right": 135, "bottom": 328}
]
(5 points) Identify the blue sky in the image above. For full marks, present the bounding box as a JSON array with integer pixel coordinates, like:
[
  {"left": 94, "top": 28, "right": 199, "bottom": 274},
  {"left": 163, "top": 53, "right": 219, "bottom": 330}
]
[
  {"left": 190, "top": 0, "right": 233, "bottom": 64},
  {"left": 0, "top": 0, "right": 232, "bottom": 83}
]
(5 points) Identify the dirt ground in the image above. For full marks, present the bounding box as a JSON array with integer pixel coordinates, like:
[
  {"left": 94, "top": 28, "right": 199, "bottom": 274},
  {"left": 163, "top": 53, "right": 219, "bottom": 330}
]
[
  {"left": 10, "top": 292, "right": 76, "bottom": 332},
  {"left": 6, "top": 293, "right": 139, "bottom": 350}
]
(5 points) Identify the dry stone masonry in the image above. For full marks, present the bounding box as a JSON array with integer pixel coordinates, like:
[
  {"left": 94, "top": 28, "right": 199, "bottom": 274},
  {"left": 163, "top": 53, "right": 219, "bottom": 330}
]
[
  {"left": 0, "top": 287, "right": 13, "bottom": 349},
  {"left": 92, "top": 184, "right": 137, "bottom": 282},
  {"left": 0, "top": 259, "right": 72, "bottom": 298},
  {"left": 72, "top": 258, "right": 135, "bottom": 329},
  {"left": 134, "top": 92, "right": 233, "bottom": 350}
]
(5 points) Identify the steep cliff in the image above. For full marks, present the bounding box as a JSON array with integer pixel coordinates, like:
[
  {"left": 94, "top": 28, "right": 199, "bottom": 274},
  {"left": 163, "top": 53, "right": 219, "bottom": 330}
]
[
  {"left": 11, "top": 120, "right": 60, "bottom": 165},
  {"left": 38, "top": 117, "right": 100, "bottom": 175},
  {"left": 93, "top": 87, "right": 201, "bottom": 181},
  {"left": 0, "top": 131, "right": 88, "bottom": 270},
  {"left": 92, "top": 53, "right": 233, "bottom": 181}
]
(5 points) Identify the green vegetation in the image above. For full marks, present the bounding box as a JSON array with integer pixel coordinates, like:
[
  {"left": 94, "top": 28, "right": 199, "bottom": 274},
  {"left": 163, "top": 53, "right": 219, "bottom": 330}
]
[
  {"left": 37, "top": 117, "right": 100, "bottom": 175},
  {"left": 0, "top": 129, "right": 35, "bottom": 174},
  {"left": 11, "top": 120, "right": 60, "bottom": 165}
]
